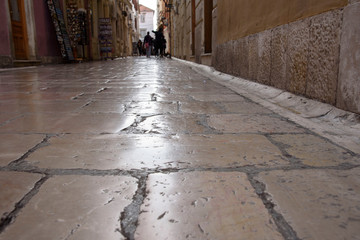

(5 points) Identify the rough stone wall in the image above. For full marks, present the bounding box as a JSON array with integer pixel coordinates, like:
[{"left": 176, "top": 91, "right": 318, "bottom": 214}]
[
  {"left": 337, "top": 1, "right": 360, "bottom": 113},
  {"left": 216, "top": 0, "right": 347, "bottom": 45},
  {"left": 213, "top": 7, "right": 359, "bottom": 114},
  {"left": 173, "top": 0, "right": 212, "bottom": 64},
  {"left": 174, "top": 0, "right": 192, "bottom": 60},
  {"left": 171, "top": 0, "right": 359, "bottom": 114}
]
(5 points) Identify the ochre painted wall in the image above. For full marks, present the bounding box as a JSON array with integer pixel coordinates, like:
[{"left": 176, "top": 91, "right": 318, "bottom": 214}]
[
  {"left": 0, "top": 1, "right": 11, "bottom": 56},
  {"left": 217, "top": 0, "right": 347, "bottom": 44},
  {"left": 33, "top": 0, "right": 60, "bottom": 57}
]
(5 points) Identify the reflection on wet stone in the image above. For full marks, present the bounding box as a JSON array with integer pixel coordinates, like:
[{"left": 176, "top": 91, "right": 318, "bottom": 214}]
[
  {"left": 0, "top": 58, "right": 358, "bottom": 239},
  {"left": 135, "top": 172, "right": 283, "bottom": 240}
]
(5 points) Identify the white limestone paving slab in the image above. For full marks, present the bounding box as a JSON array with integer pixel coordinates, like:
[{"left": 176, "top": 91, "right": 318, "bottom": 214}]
[
  {"left": 0, "top": 134, "right": 44, "bottom": 166},
  {"left": 24, "top": 134, "right": 287, "bottom": 170},
  {"left": 135, "top": 172, "right": 283, "bottom": 239},
  {"left": 0, "top": 172, "right": 42, "bottom": 219},
  {"left": 256, "top": 168, "right": 360, "bottom": 240},
  {"left": 0, "top": 175, "right": 137, "bottom": 240}
]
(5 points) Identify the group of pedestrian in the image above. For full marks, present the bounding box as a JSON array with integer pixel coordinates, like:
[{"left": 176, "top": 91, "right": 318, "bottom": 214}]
[{"left": 137, "top": 26, "right": 167, "bottom": 58}]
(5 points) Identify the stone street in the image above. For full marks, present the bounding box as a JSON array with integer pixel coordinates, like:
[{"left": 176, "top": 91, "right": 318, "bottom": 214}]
[{"left": 0, "top": 57, "right": 359, "bottom": 240}]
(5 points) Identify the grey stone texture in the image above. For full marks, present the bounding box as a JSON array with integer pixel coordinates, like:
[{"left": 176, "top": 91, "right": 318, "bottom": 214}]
[
  {"left": 233, "top": 37, "right": 249, "bottom": 79},
  {"left": 248, "top": 34, "right": 259, "bottom": 81},
  {"left": 270, "top": 25, "right": 288, "bottom": 90},
  {"left": 213, "top": 7, "right": 359, "bottom": 114},
  {"left": 286, "top": 19, "right": 309, "bottom": 95},
  {"left": 195, "top": 24, "right": 203, "bottom": 63},
  {"left": 337, "top": 2, "right": 360, "bottom": 113},
  {"left": 214, "top": 41, "right": 232, "bottom": 74},
  {"left": 306, "top": 9, "right": 342, "bottom": 105},
  {"left": 257, "top": 30, "right": 272, "bottom": 85},
  {"left": 257, "top": 168, "right": 360, "bottom": 240}
]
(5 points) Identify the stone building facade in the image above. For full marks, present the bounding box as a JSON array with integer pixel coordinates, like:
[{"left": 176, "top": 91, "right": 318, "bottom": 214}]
[
  {"left": 168, "top": 0, "right": 360, "bottom": 114},
  {"left": 139, "top": 4, "right": 155, "bottom": 39},
  {"left": 0, "top": 0, "right": 139, "bottom": 66}
]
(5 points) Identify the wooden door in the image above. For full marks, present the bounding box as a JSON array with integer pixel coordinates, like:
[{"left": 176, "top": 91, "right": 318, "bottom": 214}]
[{"left": 8, "top": 0, "right": 28, "bottom": 59}]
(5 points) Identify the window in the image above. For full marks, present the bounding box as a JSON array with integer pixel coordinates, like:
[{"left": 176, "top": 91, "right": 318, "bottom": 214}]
[
  {"left": 141, "top": 13, "right": 146, "bottom": 23},
  {"left": 140, "top": 29, "right": 147, "bottom": 38}
]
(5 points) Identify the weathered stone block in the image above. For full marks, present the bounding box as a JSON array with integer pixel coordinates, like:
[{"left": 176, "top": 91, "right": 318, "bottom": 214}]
[
  {"left": 0, "top": 172, "right": 42, "bottom": 218},
  {"left": 0, "top": 175, "right": 137, "bottom": 239},
  {"left": 248, "top": 34, "right": 259, "bottom": 81},
  {"left": 136, "top": 172, "right": 283, "bottom": 239},
  {"left": 270, "top": 25, "right": 288, "bottom": 89},
  {"left": 337, "top": 3, "right": 360, "bottom": 114},
  {"left": 269, "top": 134, "right": 358, "bottom": 166},
  {"left": 208, "top": 114, "right": 306, "bottom": 133},
  {"left": 257, "top": 168, "right": 360, "bottom": 240},
  {"left": 233, "top": 37, "right": 249, "bottom": 79},
  {"left": 257, "top": 30, "right": 272, "bottom": 85},
  {"left": 195, "top": 24, "right": 203, "bottom": 63},
  {"left": 0, "top": 134, "right": 44, "bottom": 166},
  {"left": 306, "top": 9, "right": 342, "bottom": 104},
  {"left": 286, "top": 18, "right": 310, "bottom": 95},
  {"left": 214, "top": 41, "right": 233, "bottom": 74}
]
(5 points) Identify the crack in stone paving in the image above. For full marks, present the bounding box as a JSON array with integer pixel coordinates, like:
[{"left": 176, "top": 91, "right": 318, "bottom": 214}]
[
  {"left": 196, "top": 114, "right": 219, "bottom": 134},
  {"left": 0, "top": 176, "right": 49, "bottom": 233},
  {"left": 8, "top": 134, "right": 54, "bottom": 168},
  {"left": 0, "top": 114, "right": 25, "bottom": 127},
  {"left": 119, "top": 114, "right": 163, "bottom": 134},
  {"left": 2, "top": 144, "right": 359, "bottom": 240},
  {"left": 120, "top": 173, "right": 148, "bottom": 240},
  {"left": 247, "top": 173, "right": 300, "bottom": 240}
]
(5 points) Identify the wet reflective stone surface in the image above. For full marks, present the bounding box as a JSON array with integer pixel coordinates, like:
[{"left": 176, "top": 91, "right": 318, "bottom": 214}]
[
  {"left": 0, "top": 57, "right": 359, "bottom": 239},
  {"left": 135, "top": 172, "right": 283, "bottom": 240}
]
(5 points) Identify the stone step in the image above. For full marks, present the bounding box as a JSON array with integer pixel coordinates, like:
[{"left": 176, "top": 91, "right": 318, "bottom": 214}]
[{"left": 13, "top": 60, "right": 42, "bottom": 67}]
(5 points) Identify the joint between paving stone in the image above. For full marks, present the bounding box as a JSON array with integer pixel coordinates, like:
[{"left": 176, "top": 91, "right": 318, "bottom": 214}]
[
  {"left": 0, "top": 114, "right": 25, "bottom": 128},
  {"left": 196, "top": 114, "right": 220, "bottom": 134},
  {"left": 0, "top": 175, "right": 49, "bottom": 234},
  {"left": 247, "top": 173, "right": 300, "bottom": 240},
  {"left": 265, "top": 132, "right": 359, "bottom": 160},
  {"left": 7, "top": 134, "right": 54, "bottom": 168},
  {"left": 120, "top": 173, "right": 148, "bottom": 240},
  {"left": 80, "top": 100, "right": 93, "bottom": 109}
]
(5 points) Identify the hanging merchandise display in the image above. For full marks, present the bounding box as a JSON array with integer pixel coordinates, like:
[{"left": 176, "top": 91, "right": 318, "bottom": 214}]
[
  {"left": 47, "top": 0, "right": 74, "bottom": 61},
  {"left": 66, "top": 0, "right": 81, "bottom": 59},
  {"left": 98, "top": 18, "right": 113, "bottom": 60}
]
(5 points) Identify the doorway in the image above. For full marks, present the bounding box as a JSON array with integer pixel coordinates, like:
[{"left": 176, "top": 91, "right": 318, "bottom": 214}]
[{"left": 8, "top": 0, "right": 28, "bottom": 60}]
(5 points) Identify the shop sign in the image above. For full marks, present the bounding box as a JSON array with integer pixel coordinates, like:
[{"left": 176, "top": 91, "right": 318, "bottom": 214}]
[{"left": 98, "top": 18, "right": 113, "bottom": 59}]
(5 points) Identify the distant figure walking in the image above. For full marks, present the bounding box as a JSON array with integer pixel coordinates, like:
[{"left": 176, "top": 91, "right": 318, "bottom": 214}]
[
  {"left": 143, "top": 32, "right": 153, "bottom": 58},
  {"left": 152, "top": 26, "right": 166, "bottom": 57},
  {"left": 137, "top": 40, "right": 143, "bottom": 56}
]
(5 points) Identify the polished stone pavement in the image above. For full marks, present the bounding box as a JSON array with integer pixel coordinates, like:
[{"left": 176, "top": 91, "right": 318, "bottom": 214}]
[{"left": 0, "top": 57, "right": 359, "bottom": 240}]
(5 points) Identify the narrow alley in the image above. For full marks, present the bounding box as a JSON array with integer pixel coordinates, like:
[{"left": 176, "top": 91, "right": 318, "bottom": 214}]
[{"left": 0, "top": 57, "right": 359, "bottom": 240}]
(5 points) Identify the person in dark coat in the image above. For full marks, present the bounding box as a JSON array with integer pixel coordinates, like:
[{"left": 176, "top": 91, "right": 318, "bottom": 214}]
[
  {"left": 137, "top": 40, "right": 143, "bottom": 56},
  {"left": 143, "top": 32, "right": 153, "bottom": 58},
  {"left": 152, "top": 26, "right": 165, "bottom": 57}
]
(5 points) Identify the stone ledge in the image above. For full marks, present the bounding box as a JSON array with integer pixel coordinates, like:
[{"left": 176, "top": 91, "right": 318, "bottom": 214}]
[{"left": 175, "top": 57, "right": 360, "bottom": 154}]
